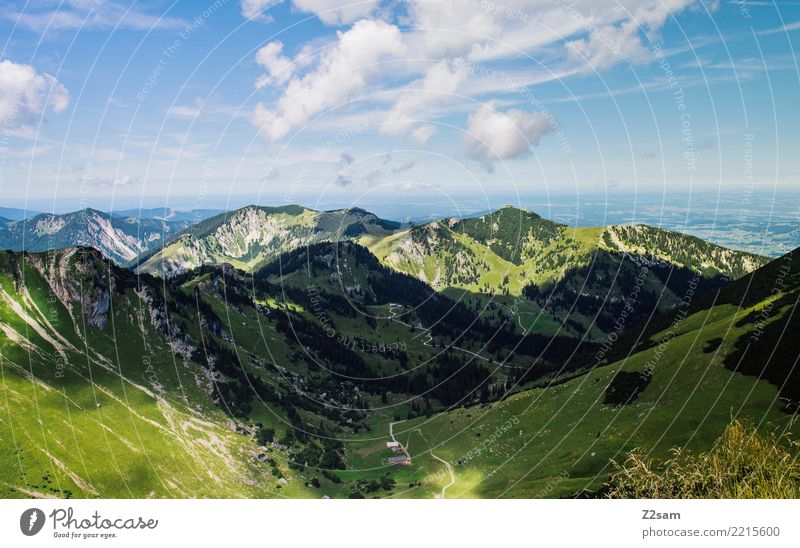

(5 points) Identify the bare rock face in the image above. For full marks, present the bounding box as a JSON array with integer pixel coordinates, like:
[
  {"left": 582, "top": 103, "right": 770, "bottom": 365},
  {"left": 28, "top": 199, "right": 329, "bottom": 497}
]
[
  {"left": 0, "top": 209, "right": 186, "bottom": 266},
  {"left": 87, "top": 289, "right": 110, "bottom": 329},
  {"left": 34, "top": 216, "right": 66, "bottom": 236},
  {"left": 138, "top": 205, "right": 398, "bottom": 276}
]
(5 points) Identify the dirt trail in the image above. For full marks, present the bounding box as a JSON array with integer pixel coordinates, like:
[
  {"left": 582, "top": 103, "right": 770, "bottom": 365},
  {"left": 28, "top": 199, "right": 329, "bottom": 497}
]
[
  {"left": 431, "top": 453, "right": 455, "bottom": 499},
  {"left": 390, "top": 420, "right": 455, "bottom": 499}
]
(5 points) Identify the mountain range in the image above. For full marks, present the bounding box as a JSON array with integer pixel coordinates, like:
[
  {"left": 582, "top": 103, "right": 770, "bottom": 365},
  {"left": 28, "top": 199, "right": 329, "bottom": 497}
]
[
  {"left": 0, "top": 202, "right": 795, "bottom": 498},
  {"left": 136, "top": 203, "right": 767, "bottom": 342},
  {"left": 0, "top": 209, "right": 196, "bottom": 266}
]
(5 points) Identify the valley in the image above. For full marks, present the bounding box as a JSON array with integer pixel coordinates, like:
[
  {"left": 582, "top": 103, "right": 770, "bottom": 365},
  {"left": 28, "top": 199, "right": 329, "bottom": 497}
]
[{"left": 0, "top": 204, "right": 796, "bottom": 499}]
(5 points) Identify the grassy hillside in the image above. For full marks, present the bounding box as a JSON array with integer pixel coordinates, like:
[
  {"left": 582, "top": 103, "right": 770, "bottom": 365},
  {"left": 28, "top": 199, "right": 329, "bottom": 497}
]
[
  {"left": 340, "top": 247, "right": 799, "bottom": 498},
  {"left": 0, "top": 248, "right": 323, "bottom": 498},
  {"left": 0, "top": 243, "right": 546, "bottom": 499},
  {"left": 0, "top": 239, "right": 793, "bottom": 499},
  {"left": 374, "top": 207, "right": 765, "bottom": 292},
  {"left": 371, "top": 206, "right": 768, "bottom": 341}
]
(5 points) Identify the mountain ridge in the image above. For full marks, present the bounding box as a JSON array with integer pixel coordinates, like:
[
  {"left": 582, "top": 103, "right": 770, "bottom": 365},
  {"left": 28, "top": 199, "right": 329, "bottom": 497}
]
[
  {"left": 0, "top": 208, "right": 194, "bottom": 266},
  {"left": 135, "top": 204, "right": 401, "bottom": 276}
]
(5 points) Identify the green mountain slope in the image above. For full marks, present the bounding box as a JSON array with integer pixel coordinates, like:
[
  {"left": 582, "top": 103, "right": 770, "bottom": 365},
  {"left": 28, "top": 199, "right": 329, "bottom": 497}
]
[
  {"left": 0, "top": 238, "right": 794, "bottom": 499},
  {"left": 136, "top": 205, "right": 400, "bottom": 276},
  {"left": 374, "top": 206, "right": 765, "bottom": 292},
  {"left": 0, "top": 248, "right": 332, "bottom": 498},
  {"left": 0, "top": 243, "right": 542, "bottom": 498},
  {"left": 370, "top": 206, "right": 768, "bottom": 340},
  {"left": 341, "top": 246, "right": 799, "bottom": 498},
  {"left": 0, "top": 209, "right": 191, "bottom": 266}
]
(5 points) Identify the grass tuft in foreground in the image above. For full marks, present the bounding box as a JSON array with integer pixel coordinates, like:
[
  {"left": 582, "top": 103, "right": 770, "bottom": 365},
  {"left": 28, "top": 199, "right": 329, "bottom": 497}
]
[{"left": 605, "top": 420, "right": 800, "bottom": 498}]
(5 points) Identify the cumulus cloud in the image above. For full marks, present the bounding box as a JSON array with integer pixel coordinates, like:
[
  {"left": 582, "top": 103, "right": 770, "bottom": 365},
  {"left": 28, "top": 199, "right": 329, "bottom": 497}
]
[
  {"left": 464, "top": 103, "right": 552, "bottom": 160},
  {"left": 0, "top": 60, "right": 70, "bottom": 131},
  {"left": 381, "top": 59, "right": 469, "bottom": 136},
  {"left": 252, "top": 19, "right": 406, "bottom": 142},
  {"left": 111, "top": 175, "right": 139, "bottom": 187},
  {"left": 405, "top": 0, "right": 503, "bottom": 58},
  {"left": 251, "top": 1, "right": 703, "bottom": 144},
  {"left": 255, "top": 41, "right": 295, "bottom": 87}
]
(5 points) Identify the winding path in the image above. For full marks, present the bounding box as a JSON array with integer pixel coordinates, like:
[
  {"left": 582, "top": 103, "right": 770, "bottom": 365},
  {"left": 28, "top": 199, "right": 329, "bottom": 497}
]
[
  {"left": 389, "top": 420, "right": 411, "bottom": 459},
  {"left": 389, "top": 420, "right": 455, "bottom": 498},
  {"left": 431, "top": 453, "right": 455, "bottom": 499}
]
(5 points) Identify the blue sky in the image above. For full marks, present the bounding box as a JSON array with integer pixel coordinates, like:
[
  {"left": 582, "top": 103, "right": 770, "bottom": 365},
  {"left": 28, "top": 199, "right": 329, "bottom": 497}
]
[{"left": 0, "top": 0, "right": 798, "bottom": 213}]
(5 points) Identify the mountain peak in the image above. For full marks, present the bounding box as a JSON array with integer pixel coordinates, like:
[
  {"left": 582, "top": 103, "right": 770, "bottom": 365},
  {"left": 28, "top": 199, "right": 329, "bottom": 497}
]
[
  {"left": 0, "top": 208, "right": 183, "bottom": 266},
  {"left": 137, "top": 204, "right": 400, "bottom": 276}
]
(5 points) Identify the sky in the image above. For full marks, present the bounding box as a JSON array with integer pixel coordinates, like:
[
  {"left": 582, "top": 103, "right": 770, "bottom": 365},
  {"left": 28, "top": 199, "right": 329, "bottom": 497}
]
[{"left": 0, "top": 0, "right": 798, "bottom": 214}]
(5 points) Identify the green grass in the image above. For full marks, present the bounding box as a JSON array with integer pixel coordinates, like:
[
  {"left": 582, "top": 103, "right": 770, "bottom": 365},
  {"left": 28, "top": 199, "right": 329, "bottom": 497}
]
[
  {"left": 0, "top": 257, "right": 324, "bottom": 499},
  {"left": 605, "top": 419, "right": 800, "bottom": 498},
  {"left": 345, "top": 293, "right": 798, "bottom": 498},
  {"left": 0, "top": 242, "right": 792, "bottom": 500}
]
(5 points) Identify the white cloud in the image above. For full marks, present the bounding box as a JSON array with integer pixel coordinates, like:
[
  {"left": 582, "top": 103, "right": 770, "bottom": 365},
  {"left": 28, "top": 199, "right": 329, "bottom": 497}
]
[
  {"left": 411, "top": 124, "right": 437, "bottom": 145},
  {"left": 255, "top": 41, "right": 295, "bottom": 87},
  {"left": 7, "top": 1, "right": 187, "bottom": 31},
  {"left": 566, "top": 23, "right": 649, "bottom": 72},
  {"left": 82, "top": 174, "right": 140, "bottom": 188},
  {"left": 293, "top": 0, "right": 379, "bottom": 25},
  {"left": 464, "top": 103, "right": 552, "bottom": 160},
  {"left": 244, "top": 0, "right": 378, "bottom": 25},
  {"left": 251, "top": 1, "right": 704, "bottom": 144},
  {"left": 565, "top": 0, "right": 694, "bottom": 72},
  {"left": 252, "top": 19, "right": 406, "bottom": 142},
  {"left": 756, "top": 20, "right": 800, "bottom": 36},
  {"left": 167, "top": 97, "right": 245, "bottom": 120},
  {"left": 241, "top": 0, "right": 283, "bottom": 21},
  {"left": 405, "top": 0, "right": 696, "bottom": 67},
  {"left": 381, "top": 59, "right": 469, "bottom": 136},
  {"left": 405, "top": 0, "right": 503, "bottom": 58},
  {"left": 111, "top": 175, "right": 138, "bottom": 187},
  {"left": 168, "top": 98, "right": 205, "bottom": 119},
  {"left": 0, "top": 60, "right": 70, "bottom": 130}
]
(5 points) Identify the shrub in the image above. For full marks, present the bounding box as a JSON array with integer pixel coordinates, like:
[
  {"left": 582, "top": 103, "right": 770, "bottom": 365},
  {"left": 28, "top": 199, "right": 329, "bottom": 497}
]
[
  {"left": 603, "top": 371, "right": 652, "bottom": 406},
  {"left": 605, "top": 420, "right": 800, "bottom": 498},
  {"left": 256, "top": 427, "right": 275, "bottom": 446}
]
